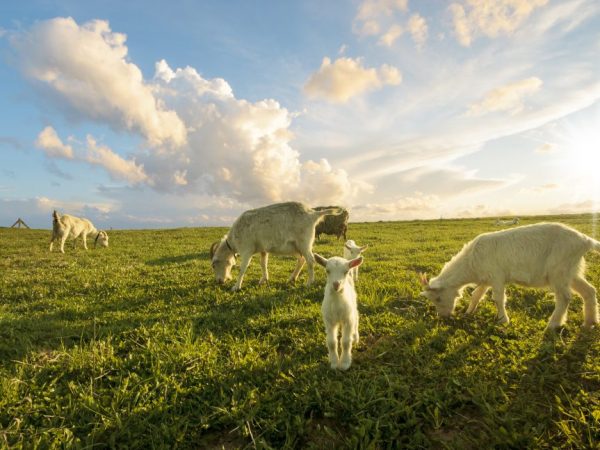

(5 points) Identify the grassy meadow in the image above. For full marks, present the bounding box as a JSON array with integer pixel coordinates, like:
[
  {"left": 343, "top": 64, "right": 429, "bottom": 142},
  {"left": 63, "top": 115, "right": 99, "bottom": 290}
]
[{"left": 1, "top": 216, "right": 600, "bottom": 448}]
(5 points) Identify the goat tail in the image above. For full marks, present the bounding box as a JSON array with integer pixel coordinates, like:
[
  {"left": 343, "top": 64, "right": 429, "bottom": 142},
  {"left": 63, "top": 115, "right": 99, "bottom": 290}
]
[
  {"left": 52, "top": 210, "right": 60, "bottom": 221},
  {"left": 589, "top": 238, "right": 600, "bottom": 253}
]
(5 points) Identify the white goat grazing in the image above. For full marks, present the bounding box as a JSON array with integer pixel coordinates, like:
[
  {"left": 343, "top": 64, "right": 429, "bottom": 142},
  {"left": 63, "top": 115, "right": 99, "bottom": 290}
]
[
  {"left": 315, "top": 253, "right": 363, "bottom": 370},
  {"left": 343, "top": 240, "right": 368, "bottom": 281},
  {"left": 420, "top": 222, "right": 600, "bottom": 330},
  {"left": 211, "top": 202, "right": 342, "bottom": 291},
  {"left": 50, "top": 210, "right": 109, "bottom": 253},
  {"left": 495, "top": 218, "right": 520, "bottom": 226}
]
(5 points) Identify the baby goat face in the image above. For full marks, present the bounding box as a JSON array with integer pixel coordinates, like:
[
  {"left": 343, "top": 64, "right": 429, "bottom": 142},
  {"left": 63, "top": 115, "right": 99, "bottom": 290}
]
[{"left": 318, "top": 256, "right": 357, "bottom": 292}]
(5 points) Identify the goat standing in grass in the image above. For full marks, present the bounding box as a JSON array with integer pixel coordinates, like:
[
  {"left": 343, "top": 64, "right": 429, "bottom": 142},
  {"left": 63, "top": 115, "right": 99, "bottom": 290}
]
[
  {"left": 50, "top": 210, "right": 109, "bottom": 253},
  {"left": 315, "top": 253, "right": 363, "bottom": 370},
  {"left": 343, "top": 240, "right": 368, "bottom": 282},
  {"left": 420, "top": 222, "right": 600, "bottom": 330},
  {"left": 211, "top": 202, "right": 342, "bottom": 291}
]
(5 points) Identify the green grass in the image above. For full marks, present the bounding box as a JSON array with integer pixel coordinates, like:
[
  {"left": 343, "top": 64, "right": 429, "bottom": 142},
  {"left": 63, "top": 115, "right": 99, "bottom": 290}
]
[{"left": 1, "top": 216, "right": 599, "bottom": 448}]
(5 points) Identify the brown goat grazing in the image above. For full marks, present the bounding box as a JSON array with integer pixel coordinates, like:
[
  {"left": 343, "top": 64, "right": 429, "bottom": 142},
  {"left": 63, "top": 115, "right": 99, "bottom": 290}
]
[{"left": 314, "top": 206, "right": 349, "bottom": 240}]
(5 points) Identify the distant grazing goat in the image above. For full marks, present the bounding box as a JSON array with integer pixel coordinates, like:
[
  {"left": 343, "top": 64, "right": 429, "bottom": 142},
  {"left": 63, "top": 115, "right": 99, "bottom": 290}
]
[
  {"left": 343, "top": 240, "right": 368, "bottom": 282},
  {"left": 211, "top": 202, "right": 342, "bottom": 291},
  {"left": 494, "top": 218, "right": 520, "bottom": 226},
  {"left": 314, "top": 206, "right": 349, "bottom": 240},
  {"left": 50, "top": 210, "right": 109, "bottom": 253},
  {"left": 315, "top": 253, "right": 363, "bottom": 370},
  {"left": 420, "top": 222, "right": 600, "bottom": 330}
]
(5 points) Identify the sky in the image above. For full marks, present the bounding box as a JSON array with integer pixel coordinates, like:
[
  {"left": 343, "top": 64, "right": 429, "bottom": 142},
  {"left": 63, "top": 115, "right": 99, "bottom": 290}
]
[{"left": 1, "top": 0, "right": 599, "bottom": 229}]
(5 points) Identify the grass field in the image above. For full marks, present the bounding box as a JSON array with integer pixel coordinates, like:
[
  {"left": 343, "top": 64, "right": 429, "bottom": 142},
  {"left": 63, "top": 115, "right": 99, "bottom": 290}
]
[{"left": 1, "top": 215, "right": 600, "bottom": 448}]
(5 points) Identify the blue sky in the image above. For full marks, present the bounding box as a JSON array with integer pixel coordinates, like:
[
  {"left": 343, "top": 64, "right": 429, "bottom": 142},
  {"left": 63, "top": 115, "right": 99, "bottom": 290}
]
[{"left": 1, "top": 0, "right": 599, "bottom": 229}]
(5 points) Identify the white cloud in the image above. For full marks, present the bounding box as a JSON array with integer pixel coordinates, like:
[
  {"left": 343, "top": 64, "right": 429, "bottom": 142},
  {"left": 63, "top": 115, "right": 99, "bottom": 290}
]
[
  {"left": 467, "top": 77, "right": 543, "bottom": 116},
  {"left": 9, "top": 17, "right": 187, "bottom": 148},
  {"left": 11, "top": 18, "right": 362, "bottom": 208},
  {"left": 35, "top": 126, "right": 74, "bottom": 159},
  {"left": 354, "top": 0, "right": 426, "bottom": 49},
  {"left": 375, "top": 166, "right": 511, "bottom": 198},
  {"left": 35, "top": 126, "right": 148, "bottom": 185},
  {"left": 526, "top": 0, "right": 600, "bottom": 37},
  {"left": 449, "top": 0, "right": 549, "bottom": 47},
  {"left": 304, "top": 57, "right": 401, "bottom": 103},
  {"left": 148, "top": 59, "right": 362, "bottom": 204},
  {"left": 355, "top": 0, "right": 408, "bottom": 24},
  {"left": 407, "top": 13, "right": 428, "bottom": 47},
  {"left": 84, "top": 135, "right": 148, "bottom": 184},
  {"left": 352, "top": 192, "right": 439, "bottom": 221},
  {"left": 378, "top": 24, "right": 403, "bottom": 47}
]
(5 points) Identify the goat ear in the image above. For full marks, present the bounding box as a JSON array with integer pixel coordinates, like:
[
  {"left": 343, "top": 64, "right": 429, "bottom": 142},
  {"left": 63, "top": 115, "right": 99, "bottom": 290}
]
[
  {"left": 418, "top": 272, "right": 429, "bottom": 287},
  {"left": 348, "top": 256, "right": 363, "bottom": 269},
  {"left": 314, "top": 253, "right": 327, "bottom": 267},
  {"left": 360, "top": 244, "right": 369, "bottom": 252}
]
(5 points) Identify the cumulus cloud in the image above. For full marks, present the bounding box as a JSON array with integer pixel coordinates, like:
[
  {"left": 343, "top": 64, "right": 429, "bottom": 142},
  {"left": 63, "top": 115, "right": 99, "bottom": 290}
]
[
  {"left": 407, "top": 14, "right": 428, "bottom": 47},
  {"left": 304, "top": 57, "right": 402, "bottom": 103},
  {"left": 352, "top": 192, "right": 439, "bottom": 221},
  {"left": 150, "top": 60, "right": 362, "bottom": 204},
  {"left": 10, "top": 18, "right": 360, "bottom": 208},
  {"left": 355, "top": 0, "right": 427, "bottom": 48},
  {"left": 9, "top": 17, "right": 187, "bottom": 148},
  {"left": 355, "top": 0, "right": 408, "bottom": 25},
  {"left": 378, "top": 24, "right": 403, "bottom": 47},
  {"left": 467, "top": 77, "right": 543, "bottom": 116},
  {"left": 35, "top": 126, "right": 148, "bottom": 184},
  {"left": 449, "top": 0, "right": 549, "bottom": 46},
  {"left": 84, "top": 135, "right": 149, "bottom": 184},
  {"left": 35, "top": 126, "right": 74, "bottom": 159}
]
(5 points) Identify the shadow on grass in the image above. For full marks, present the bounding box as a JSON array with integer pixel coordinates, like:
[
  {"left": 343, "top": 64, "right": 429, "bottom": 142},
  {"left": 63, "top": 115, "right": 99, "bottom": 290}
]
[{"left": 145, "top": 252, "right": 203, "bottom": 266}]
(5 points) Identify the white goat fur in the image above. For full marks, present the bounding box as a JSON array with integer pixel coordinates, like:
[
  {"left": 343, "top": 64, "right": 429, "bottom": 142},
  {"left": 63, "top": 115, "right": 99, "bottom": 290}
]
[
  {"left": 315, "top": 254, "right": 363, "bottom": 370},
  {"left": 49, "top": 210, "right": 108, "bottom": 253},
  {"left": 211, "top": 202, "right": 342, "bottom": 291},
  {"left": 343, "top": 240, "right": 368, "bottom": 281},
  {"left": 420, "top": 222, "right": 600, "bottom": 329}
]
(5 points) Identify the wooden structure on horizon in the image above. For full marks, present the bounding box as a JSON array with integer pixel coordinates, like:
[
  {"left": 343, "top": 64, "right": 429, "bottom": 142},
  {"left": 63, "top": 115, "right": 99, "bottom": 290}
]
[{"left": 11, "top": 218, "right": 30, "bottom": 229}]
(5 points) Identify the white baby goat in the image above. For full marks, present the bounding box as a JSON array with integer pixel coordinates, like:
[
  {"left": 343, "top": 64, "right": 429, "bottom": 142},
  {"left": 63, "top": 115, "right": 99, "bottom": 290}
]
[
  {"left": 315, "top": 253, "right": 363, "bottom": 370},
  {"left": 420, "top": 222, "right": 600, "bottom": 330},
  {"left": 50, "top": 210, "right": 109, "bottom": 253},
  {"left": 343, "top": 240, "right": 368, "bottom": 281}
]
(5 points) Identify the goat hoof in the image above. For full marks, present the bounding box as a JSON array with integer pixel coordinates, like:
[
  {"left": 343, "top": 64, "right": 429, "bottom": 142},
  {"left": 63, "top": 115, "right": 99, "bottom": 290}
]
[{"left": 338, "top": 361, "right": 351, "bottom": 371}]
